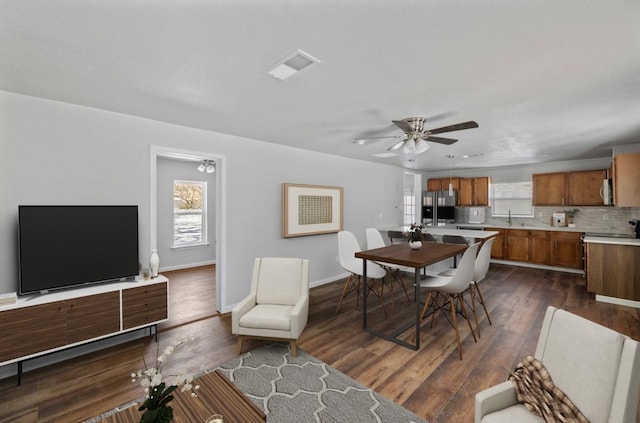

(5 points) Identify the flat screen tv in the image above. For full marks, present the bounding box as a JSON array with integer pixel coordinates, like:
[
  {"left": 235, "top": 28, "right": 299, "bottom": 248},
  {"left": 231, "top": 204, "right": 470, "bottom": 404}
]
[{"left": 18, "top": 205, "right": 139, "bottom": 296}]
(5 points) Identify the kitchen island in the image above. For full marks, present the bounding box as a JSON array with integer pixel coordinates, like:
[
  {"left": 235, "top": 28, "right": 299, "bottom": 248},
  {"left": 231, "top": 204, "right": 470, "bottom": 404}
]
[{"left": 584, "top": 235, "right": 640, "bottom": 308}]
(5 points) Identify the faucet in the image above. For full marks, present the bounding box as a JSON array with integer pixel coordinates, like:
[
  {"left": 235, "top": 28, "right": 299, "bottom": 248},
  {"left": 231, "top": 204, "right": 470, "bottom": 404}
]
[{"left": 507, "top": 209, "right": 512, "bottom": 226}]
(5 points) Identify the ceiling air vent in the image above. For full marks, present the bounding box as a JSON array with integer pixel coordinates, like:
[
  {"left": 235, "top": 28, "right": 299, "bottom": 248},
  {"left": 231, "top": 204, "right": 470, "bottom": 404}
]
[{"left": 265, "top": 50, "right": 320, "bottom": 81}]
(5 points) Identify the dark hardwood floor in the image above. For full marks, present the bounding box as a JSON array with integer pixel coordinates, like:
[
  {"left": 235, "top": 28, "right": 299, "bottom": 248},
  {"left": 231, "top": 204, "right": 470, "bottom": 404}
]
[{"left": 0, "top": 263, "right": 638, "bottom": 422}]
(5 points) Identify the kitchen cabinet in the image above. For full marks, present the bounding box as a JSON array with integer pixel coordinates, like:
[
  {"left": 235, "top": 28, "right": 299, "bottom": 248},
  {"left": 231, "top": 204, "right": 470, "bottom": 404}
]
[
  {"left": 491, "top": 228, "right": 581, "bottom": 269},
  {"left": 533, "top": 172, "right": 568, "bottom": 206},
  {"left": 613, "top": 152, "right": 640, "bottom": 207},
  {"left": 533, "top": 170, "right": 607, "bottom": 206},
  {"left": 506, "top": 229, "right": 530, "bottom": 262},
  {"left": 486, "top": 227, "right": 505, "bottom": 259},
  {"left": 427, "top": 177, "right": 459, "bottom": 193},
  {"left": 550, "top": 231, "right": 583, "bottom": 269},
  {"left": 586, "top": 242, "right": 640, "bottom": 301},
  {"left": 459, "top": 177, "right": 490, "bottom": 206},
  {"left": 568, "top": 169, "right": 607, "bottom": 206},
  {"left": 530, "top": 230, "right": 550, "bottom": 264}
]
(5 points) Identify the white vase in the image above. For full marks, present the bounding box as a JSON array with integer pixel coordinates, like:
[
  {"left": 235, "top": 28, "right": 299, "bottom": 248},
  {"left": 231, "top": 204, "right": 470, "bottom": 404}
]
[
  {"left": 150, "top": 249, "right": 160, "bottom": 278},
  {"left": 409, "top": 240, "right": 422, "bottom": 249}
]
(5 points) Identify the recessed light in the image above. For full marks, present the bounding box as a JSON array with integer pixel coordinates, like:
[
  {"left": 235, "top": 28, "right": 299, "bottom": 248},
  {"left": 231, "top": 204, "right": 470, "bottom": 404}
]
[{"left": 353, "top": 139, "right": 366, "bottom": 145}]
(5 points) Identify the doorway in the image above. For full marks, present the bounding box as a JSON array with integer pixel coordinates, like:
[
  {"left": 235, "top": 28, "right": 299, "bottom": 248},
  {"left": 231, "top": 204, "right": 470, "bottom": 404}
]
[{"left": 150, "top": 146, "right": 226, "bottom": 314}]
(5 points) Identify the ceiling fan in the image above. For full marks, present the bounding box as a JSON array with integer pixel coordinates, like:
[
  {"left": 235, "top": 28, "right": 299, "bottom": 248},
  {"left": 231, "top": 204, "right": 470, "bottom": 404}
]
[{"left": 355, "top": 117, "right": 479, "bottom": 154}]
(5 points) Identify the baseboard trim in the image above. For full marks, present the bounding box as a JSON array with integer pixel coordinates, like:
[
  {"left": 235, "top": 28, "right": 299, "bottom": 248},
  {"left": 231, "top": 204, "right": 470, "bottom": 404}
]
[
  {"left": 595, "top": 295, "right": 640, "bottom": 309},
  {"left": 490, "top": 259, "right": 584, "bottom": 275},
  {"left": 159, "top": 260, "right": 216, "bottom": 272}
]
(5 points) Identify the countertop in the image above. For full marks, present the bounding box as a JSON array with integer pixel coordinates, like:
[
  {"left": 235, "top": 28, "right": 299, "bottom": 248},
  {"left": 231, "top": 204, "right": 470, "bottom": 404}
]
[{"left": 582, "top": 236, "right": 640, "bottom": 246}]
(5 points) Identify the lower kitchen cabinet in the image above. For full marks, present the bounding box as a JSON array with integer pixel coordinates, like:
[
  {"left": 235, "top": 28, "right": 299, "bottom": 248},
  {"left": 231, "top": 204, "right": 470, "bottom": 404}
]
[
  {"left": 586, "top": 242, "right": 640, "bottom": 301},
  {"left": 486, "top": 227, "right": 505, "bottom": 259},
  {"left": 550, "top": 231, "right": 583, "bottom": 269},
  {"left": 490, "top": 228, "right": 582, "bottom": 270}
]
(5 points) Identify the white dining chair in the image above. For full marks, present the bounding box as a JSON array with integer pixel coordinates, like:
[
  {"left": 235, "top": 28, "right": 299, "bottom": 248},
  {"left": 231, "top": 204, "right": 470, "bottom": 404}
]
[
  {"left": 418, "top": 242, "right": 480, "bottom": 360},
  {"left": 336, "top": 231, "right": 387, "bottom": 316},
  {"left": 365, "top": 228, "right": 411, "bottom": 309}
]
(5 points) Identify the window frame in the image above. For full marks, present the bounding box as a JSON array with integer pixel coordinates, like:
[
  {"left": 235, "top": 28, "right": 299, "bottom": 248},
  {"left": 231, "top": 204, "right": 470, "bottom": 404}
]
[
  {"left": 490, "top": 181, "right": 534, "bottom": 218},
  {"left": 172, "top": 179, "right": 208, "bottom": 248}
]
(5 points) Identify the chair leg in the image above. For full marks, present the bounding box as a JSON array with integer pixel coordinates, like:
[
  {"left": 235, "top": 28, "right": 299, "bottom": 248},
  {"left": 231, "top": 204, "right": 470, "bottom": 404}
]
[
  {"left": 290, "top": 340, "right": 297, "bottom": 357},
  {"left": 449, "top": 295, "right": 463, "bottom": 360},
  {"left": 237, "top": 335, "right": 244, "bottom": 355},
  {"left": 335, "top": 274, "right": 360, "bottom": 315},
  {"left": 457, "top": 293, "right": 477, "bottom": 343},
  {"left": 474, "top": 281, "right": 492, "bottom": 325},
  {"left": 419, "top": 290, "right": 434, "bottom": 322},
  {"left": 469, "top": 284, "right": 481, "bottom": 339}
]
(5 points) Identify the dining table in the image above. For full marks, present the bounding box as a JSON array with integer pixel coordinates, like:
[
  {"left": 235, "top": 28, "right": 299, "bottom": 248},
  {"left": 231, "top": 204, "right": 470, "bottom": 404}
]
[{"left": 355, "top": 242, "right": 469, "bottom": 350}]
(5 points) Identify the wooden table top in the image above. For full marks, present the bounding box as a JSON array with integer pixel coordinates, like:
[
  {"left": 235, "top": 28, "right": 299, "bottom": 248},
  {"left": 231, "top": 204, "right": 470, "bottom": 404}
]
[
  {"left": 355, "top": 242, "right": 468, "bottom": 269},
  {"left": 102, "top": 370, "right": 266, "bottom": 423}
]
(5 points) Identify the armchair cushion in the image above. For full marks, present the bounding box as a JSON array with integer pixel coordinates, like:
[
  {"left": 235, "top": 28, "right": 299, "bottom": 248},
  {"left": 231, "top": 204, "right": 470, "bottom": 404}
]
[
  {"left": 239, "top": 304, "right": 294, "bottom": 331},
  {"left": 255, "top": 257, "right": 304, "bottom": 306}
]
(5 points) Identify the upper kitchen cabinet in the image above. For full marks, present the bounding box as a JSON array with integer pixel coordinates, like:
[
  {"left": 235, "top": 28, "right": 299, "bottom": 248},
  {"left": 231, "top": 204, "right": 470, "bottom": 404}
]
[
  {"left": 427, "top": 177, "right": 459, "bottom": 192},
  {"left": 533, "top": 172, "right": 568, "bottom": 206},
  {"left": 568, "top": 169, "right": 607, "bottom": 206},
  {"left": 613, "top": 152, "right": 640, "bottom": 207},
  {"left": 533, "top": 170, "right": 607, "bottom": 206},
  {"left": 459, "top": 177, "right": 490, "bottom": 206}
]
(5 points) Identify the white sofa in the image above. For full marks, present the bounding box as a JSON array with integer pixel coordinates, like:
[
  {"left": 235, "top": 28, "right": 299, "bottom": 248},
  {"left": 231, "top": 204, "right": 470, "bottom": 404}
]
[{"left": 475, "top": 306, "right": 640, "bottom": 423}]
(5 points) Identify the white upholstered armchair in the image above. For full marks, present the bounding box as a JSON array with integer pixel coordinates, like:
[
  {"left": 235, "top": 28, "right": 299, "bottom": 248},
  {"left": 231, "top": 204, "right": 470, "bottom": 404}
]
[
  {"left": 232, "top": 257, "right": 309, "bottom": 357},
  {"left": 475, "top": 306, "right": 640, "bottom": 423}
]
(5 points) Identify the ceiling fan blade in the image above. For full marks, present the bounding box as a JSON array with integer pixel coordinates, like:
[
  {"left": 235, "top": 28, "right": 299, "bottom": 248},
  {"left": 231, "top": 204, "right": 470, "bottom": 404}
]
[
  {"left": 426, "top": 136, "right": 458, "bottom": 145},
  {"left": 392, "top": 119, "right": 413, "bottom": 133},
  {"left": 355, "top": 135, "right": 402, "bottom": 141},
  {"left": 387, "top": 139, "right": 406, "bottom": 151},
  {"left": 428, "top": 121, "right": 478, "bottom": 135}
]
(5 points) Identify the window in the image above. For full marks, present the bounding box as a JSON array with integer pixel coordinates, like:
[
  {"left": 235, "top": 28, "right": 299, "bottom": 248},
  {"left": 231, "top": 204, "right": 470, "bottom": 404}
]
[
  {"left": 173, "top": 180, "right": 207, "bottom": 247},
  {"left": 403, "top": 187, "right": 415, "bottom": 225},
  {"left": 490, "top": 181, "right": 534, "bottom": 217}
]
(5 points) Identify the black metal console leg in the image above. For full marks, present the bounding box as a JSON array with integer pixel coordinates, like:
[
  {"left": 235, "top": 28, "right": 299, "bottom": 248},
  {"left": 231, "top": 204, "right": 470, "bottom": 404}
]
[{"left": 17, "top": 361, "right": 22, "bottom": 386}]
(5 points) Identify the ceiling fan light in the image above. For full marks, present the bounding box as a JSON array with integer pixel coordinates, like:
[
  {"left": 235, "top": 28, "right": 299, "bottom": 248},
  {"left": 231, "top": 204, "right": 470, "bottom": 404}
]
[
  {"left": 402, "top": 139, "right": 416, "bottom": 154},
  {"left": 206, "top": 162, "right": 216, "bottom": 173},
  {"left": 414, "top": 139, "right": 430, "bottom": 154},
  {"left": 197, "top": 162, "right": 206, "bottom": 172}
]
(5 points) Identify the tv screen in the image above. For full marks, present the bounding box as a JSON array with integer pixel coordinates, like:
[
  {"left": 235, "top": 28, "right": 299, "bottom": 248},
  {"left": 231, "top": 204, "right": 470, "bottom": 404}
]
[{"left": 18, "top": 205, "right": 139, "bottom": 295}]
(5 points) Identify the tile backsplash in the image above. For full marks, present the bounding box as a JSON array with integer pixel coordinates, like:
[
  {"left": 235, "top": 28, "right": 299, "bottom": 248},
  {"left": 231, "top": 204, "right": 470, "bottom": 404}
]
[{"left": 462, "top": 206, "right": 640, "bottom": 235}]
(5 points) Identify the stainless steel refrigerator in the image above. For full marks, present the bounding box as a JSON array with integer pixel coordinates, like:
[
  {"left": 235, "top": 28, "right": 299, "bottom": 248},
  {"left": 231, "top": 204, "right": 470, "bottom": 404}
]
[{"left": 422, "top": 191, "right": 456, "bottom": 226}]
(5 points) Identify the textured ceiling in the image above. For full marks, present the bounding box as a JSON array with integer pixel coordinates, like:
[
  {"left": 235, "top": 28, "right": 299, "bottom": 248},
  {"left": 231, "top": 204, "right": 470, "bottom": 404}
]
[{"left": 2, "top": 0, "right": 640, "bottom": 171}]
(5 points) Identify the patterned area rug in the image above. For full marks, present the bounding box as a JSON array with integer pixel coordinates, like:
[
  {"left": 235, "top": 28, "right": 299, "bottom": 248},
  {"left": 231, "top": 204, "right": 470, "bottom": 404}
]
[{"left": 214, "top": 343, "right": 426, "bottom": 423}]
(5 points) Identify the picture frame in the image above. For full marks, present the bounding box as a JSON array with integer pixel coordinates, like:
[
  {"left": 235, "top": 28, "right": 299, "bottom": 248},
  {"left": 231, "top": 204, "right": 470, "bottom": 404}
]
[{"left": 282, "top": 183, "right": 343, "bottom": 238}]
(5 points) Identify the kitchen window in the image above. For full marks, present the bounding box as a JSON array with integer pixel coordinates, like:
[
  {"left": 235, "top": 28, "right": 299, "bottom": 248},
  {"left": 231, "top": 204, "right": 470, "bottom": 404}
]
[
  {"left": 490, "top": 181, "right": 534, "bottom": 217},
  {"left": 173, "top": 180, "right": 207, "bottom": 247}
]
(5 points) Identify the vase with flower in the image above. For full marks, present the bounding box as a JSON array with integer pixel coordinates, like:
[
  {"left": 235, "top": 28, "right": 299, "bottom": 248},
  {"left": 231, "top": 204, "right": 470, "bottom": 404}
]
[
  {"left": 407, "top": 223, "right": 424, "bottom": 249},
  {"left": 132, "top": 337, "right": 200, "bottom": 423}
]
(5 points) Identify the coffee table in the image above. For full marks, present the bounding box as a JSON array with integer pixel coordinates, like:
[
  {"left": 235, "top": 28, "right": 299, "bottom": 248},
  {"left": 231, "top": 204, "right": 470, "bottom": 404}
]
[{"left": 102, "top": 370, "right": 266, "bottom": 423}]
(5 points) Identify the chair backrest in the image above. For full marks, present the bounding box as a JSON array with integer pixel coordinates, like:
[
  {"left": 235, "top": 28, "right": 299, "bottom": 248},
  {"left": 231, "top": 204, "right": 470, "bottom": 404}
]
[
  {"left": 535, "top": 306, "right": 640, "bottom": 423},
  {"left": 442, "top": 235, "right": 468, "bottom": 245},
  {"left": 387, "top": 230, "right": 405, "bottom": 244},
  {"left": 438, "top": 242, "right": 480, "bottom": 294},
  {"left": 338, "top": 231, "right": 386, "bottom": 278},
  {"left": 473, "top": 237, "right": 495, "bottom": 282},
  {"left": 254, "top": 257, "right": 309, "bottom": 306},
  {"left": 422, "top": 233, "right": 437, "bottom": 242},
  {"left": 365, "top": 227, "right": 386, "bottom": 249}
]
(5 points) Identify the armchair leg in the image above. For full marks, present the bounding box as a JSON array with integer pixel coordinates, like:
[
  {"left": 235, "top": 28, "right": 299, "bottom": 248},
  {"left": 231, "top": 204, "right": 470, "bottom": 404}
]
[
  {"left": 289, "top": 340, "right": 298, "bottom": 357},
  {"left": 237, "top": 335, "right": 244, "bottom": 355}
]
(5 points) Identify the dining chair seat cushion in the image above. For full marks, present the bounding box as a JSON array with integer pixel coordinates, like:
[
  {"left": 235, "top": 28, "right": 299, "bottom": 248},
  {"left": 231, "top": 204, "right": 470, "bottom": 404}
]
[{"left": 238, "top": 304, "right": 295, "bottom": 331}]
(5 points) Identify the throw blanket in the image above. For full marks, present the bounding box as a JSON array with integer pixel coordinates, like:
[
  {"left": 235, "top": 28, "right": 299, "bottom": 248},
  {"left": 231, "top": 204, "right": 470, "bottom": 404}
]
[{"left": 508, "top": 356, "right": 590, "bottom": 423}]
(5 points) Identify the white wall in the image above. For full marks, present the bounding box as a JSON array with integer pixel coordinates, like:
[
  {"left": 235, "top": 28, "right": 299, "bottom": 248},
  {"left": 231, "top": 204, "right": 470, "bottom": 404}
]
[
  {"left": 156, "top": 157, "right": 216, "bottom": 270},
  {"left": 0, "top": 91, "right": 405, "bottom": 311}
]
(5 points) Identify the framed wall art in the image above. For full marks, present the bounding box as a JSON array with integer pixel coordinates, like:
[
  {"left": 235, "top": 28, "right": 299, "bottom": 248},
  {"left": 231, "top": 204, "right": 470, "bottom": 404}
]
[{"left": 282, "top": 183, "right": 343, "bottom": 238}]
